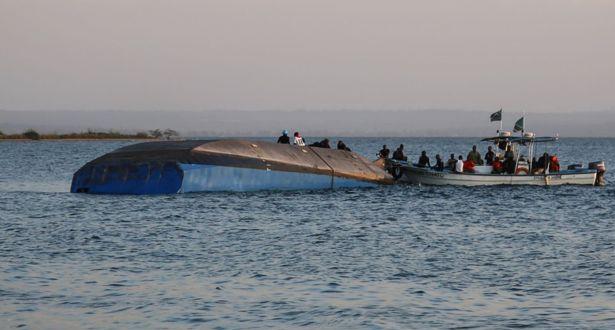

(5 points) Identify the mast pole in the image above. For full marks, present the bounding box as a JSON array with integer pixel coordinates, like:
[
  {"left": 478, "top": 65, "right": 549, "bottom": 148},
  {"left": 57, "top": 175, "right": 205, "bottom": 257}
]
[{"left": 529, "top": 141, "right": 534, "bottom": 174}]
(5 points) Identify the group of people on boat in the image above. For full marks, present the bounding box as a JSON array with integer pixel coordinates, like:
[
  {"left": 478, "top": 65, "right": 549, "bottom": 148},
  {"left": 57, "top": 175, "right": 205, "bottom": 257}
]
[
  {"left": 276, "top": 130, "right": 563, "bottom": 176},
  {"left": 378, "top": 144, "right": 410, "bottom": 162},
  {"left": 532, "top": 153, "right": 560, "bottom": 173},
  {"left": 276, "top": 130, "right": 352, "bottom": 151},
  {"left": 379, "top": 143, "right": 561, "bottom": 175},
  {"left": 446, "top": 145, "right": 513, "bottom": 174}
]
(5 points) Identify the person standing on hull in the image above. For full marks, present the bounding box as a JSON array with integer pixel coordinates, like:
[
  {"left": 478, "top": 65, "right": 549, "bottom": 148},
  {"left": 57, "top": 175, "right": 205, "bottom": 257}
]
[
  {"left": 293, "top": 132, "right": 305, "bottom": 146},
  {"left": 378, "top": 145, "right": 390, "bottom": 159},
  {"left": 418, "top": 150, "right": 430, "bottom": 168},
  {"left": 467, "top": 145, "right": 484, "bottom": 165},
  {"left": 310, "top": 138, "right": 331, "bottom": 148},
  {"left": 392, "top": 144, "right": 407, "bottom": 161},
  {"left": 337, "top": 140, "right": 351, "bottom": 152},
  {"left": 485, "top": 146, "right": 495, "bottom": 165},
  {"left": 455, "top": 155, "right": 464, "bottom": 173},
  {"left": 277, "top": 130, "right": 290, "bottom": 144}
]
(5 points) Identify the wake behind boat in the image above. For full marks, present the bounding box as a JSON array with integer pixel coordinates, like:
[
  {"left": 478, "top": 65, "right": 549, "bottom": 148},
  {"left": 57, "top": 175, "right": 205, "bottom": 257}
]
[{"left": 389, "top": 132, "right": 606, "bottom": 186}]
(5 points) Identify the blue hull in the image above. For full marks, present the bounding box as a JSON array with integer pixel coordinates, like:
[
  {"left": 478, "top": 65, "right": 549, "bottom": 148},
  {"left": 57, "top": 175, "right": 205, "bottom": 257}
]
[
  {"left": 70, "top": 162, "right": 184, "bottom": 194},
  {"left": 180, "top": 164, "right": 376, "bottom": 192},
  {"left": 71, "top": 162, "right": 376, "bottom": 194},
  {"left": 179, "top": 164, "right": 376, "bottom": 192}
]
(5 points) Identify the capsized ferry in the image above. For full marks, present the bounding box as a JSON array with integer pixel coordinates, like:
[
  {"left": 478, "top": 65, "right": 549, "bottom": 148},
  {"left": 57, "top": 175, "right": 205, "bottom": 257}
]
[
  {"left": 71, "top": 139, "right": 394, "bottom": 194},
  {"left": 389, "top": 132, "right": 606, "bottom": 186}
]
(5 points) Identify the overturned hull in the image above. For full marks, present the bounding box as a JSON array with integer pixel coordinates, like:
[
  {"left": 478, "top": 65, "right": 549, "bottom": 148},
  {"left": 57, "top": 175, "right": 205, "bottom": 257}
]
[{"left": 71, "top": 140, "right": 394, "bottom": 194}]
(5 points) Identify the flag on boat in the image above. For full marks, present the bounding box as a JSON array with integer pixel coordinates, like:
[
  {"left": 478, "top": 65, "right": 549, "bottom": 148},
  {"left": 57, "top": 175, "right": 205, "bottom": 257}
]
[
  {"left": 513, "top": 117, "right": 524, "bottom": 132},
  {"left": 490, "top": 109, "right": 502, "bottom": 122}
]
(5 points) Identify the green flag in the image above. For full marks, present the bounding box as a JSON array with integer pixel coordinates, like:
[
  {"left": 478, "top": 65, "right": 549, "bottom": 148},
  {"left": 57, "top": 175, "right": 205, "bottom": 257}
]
[
  {"left": 490, "top": 109, "right": 502, "bottom": 122},
  {"left": 513, "top": 117, "right": 524, "bottom": 132}
]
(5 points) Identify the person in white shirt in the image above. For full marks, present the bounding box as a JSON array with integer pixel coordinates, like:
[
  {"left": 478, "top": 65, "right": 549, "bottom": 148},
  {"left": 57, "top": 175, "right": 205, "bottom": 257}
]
[
  {"left": 293, "top": 132, "right": 305, "bottom": 146},
  {"left": 455, "top": 155, "right": 464, "bottom": 173}
]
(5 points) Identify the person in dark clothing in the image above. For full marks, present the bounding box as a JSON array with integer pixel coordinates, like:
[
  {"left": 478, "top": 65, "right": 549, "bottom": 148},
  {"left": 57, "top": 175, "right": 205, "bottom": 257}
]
[
  {"left": 504, "top": 145, "right": 515, "bottom": 174},
  {"left": 531, "top": 157, "right": 539, "bottom": 173},
  {"left": 418, "top": 150, "right": 430, "bottom": 167},
  {"left": 378, "top": 145, "right": 390, "bottom": 159},
  {"left": 536, "top": 153, "right": 551, "bottom": 174},
  {"left": 537, "top": 153, "right": 549, "bottom": 169},
  {"left": 337, "top": 140, "right": 351, "bottom": 152},
  {"left": 434, "top": 154, "right": 444, "bottom": 171},
  {"left": 392, "top": 144, "right": 407, "bottom": 161},
  {"left": 467, "top": 145, "right": 483, "bottom": 165},
  {"left": 277, "top": 130, "right": 290, "bottom": 144},
  {"left": 446, "top": 153, "right": 457, "bottom": 170},
  {"left": 310, "top": 138, "right": 331, "bottom": 148},
  {"left": 485, "top": 146, "right": 495, "bottom": 165},
  {"left": 504, "top": 145, "right": 514, "bottom": 161}
]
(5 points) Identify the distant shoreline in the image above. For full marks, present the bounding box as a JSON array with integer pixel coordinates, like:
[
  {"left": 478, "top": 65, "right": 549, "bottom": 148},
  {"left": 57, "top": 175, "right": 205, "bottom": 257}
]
[
  {"left": 0, "top": 138, "right": 155, "bottom": 142},
  {"left": 0, "top": 129, "right": 177, "bottom": 141}
]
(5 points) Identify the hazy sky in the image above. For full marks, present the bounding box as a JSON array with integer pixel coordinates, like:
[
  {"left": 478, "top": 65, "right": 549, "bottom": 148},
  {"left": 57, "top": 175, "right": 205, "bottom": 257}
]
[{"left": 1, "top": 0, "right": 614, "bottom": 112}]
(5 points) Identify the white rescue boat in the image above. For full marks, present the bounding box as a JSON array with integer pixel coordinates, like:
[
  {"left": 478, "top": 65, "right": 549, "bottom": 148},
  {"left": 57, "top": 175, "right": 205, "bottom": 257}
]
[{"left": 389, "top": 132, "right": 606, "bottom": 186}]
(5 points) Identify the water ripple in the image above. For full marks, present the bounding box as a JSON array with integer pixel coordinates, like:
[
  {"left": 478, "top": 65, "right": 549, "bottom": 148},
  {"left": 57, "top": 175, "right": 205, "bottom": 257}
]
[{"left": 1, "top": 138, "right": 614, "bottom": 328}]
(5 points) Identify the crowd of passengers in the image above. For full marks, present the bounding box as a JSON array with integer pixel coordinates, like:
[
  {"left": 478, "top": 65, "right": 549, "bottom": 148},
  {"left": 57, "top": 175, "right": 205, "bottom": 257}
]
[
  {"left": 378, "top": 144, "right": 560, "bottom": 174},
  {"left": 276, "top": 130, "right": 352, "bottom": 151},
  {"left": 276, "top": 130, "right": 561, "bottom": 175}
]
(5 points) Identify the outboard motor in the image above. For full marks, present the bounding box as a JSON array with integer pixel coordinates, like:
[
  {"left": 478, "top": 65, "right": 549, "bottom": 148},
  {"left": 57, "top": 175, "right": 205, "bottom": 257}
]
[
  {"left": 567, "top": 163, "right": 583, "bottom": 170},
  {"left": 589, "top": 161, "right": 606, "bottom": 186},
  {"left": 384, "top": 159, "right": 404, "bottom": 180}
]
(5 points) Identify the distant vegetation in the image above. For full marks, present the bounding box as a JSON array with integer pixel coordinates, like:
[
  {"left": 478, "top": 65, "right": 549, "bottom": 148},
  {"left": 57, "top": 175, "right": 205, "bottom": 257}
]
[
  {"left": 148, "top": 129, "right": 179, "bottom": 140},
  {"left": 22, "top": 129, "right": 40, "bottom": 140},
  {"left": 0, "top": 128, "right": 180, "bottom": 140}
]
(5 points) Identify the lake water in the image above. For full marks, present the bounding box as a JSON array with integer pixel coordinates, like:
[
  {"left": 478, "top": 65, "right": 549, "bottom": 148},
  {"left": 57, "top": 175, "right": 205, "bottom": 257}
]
[{"left": 1, "top": 138, "right": 614, "bottom": 329}]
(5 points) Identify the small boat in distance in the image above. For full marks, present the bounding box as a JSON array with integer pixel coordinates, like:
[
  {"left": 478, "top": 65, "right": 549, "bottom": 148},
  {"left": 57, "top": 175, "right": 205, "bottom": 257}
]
[{"left": 389, "top": 132, "right": 606, "bottom": 186}]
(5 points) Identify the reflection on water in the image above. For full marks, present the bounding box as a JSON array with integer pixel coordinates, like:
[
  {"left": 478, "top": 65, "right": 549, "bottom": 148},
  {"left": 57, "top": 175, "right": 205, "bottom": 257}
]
[{"left": 1, "top": 138, "right": 614, "bottom": 328}]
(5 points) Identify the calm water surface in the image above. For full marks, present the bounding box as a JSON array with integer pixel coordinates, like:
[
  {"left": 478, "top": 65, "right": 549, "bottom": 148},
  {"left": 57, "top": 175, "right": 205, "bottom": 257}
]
[{"left": 1, "top": 138, "right": 614, "bottom": 329}]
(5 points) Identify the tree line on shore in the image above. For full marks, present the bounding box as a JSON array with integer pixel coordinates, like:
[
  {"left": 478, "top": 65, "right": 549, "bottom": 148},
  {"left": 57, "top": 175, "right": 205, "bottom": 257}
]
[{"left": 0, "top": 128, "right": 179, "bottom": 140}]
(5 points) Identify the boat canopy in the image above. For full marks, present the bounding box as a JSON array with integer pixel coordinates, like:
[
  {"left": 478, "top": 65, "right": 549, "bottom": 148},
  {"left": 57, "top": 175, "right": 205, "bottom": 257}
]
[{"left": 481, "top": 136, "right": 558, "bottom": 145}]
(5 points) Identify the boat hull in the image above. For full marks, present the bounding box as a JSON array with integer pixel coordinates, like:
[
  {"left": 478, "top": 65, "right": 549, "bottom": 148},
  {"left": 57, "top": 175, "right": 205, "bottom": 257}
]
[
  {"left": 179, "top": 164, "right": 377, "bottom": 192},
  {"left": 399, "top": 166, "right": 597, "bottom": 186},
  {"left": 70, "top": 140, "right": 391, "bottom": 194}
]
